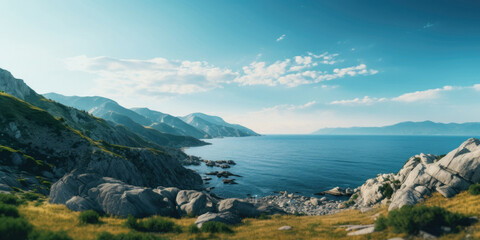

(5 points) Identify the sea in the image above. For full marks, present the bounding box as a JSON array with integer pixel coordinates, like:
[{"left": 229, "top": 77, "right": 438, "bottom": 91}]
[{"left": 185, "top": 135, "right": 474, "bottom": 199}]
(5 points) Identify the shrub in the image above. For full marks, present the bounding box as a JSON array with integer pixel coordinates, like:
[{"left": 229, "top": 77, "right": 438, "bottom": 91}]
[
  {"left": 201, "top": 221, "right": 233, "bottom": 233},
  {"left": 380, "top": 183, "right": 394, "bottom": 199},
  {"left": 0, "top": 216, "right": 33, "bottom": 240},
  {"left": 376, "top": 205, "right": 470, "bottom": 235},
  {"left": 187, "top": 224, "right": 200, "bottom": 234},
  {"left": 469, "top": 183, "right": 480, "bottom": 196},
  {"left": 126, "top": 215, "right": 180, "bottom": 233},
  {"left": 257, "top": 213, "right": 271, "bottom": 220},
  {"left": 30, "top": 230, "right": 73, "bottom": 240},
  {"left": 78, "top": 210, "right": 100, "bottom": 224},
  {"left": 17, "top": 178, "right": 27, "bottom": 186},
  {"left": 374, "top": 215, "right": 388, "bottom": 231},
  {"left": 0, "top": 203, "right": 20, "bottom": 218},
  {"left": 0, "top": 193, "right": 21, "bottom": 206},
  {"left": 21, "top": 192, "right": 42, "bottom": 201},
  {"left": 97, "top": 231, "right": 167, "bottom": 240}
]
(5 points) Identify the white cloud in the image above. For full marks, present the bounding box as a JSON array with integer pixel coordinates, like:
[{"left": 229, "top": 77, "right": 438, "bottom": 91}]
[
  {"left": 276, "top": 34, "right": 286, "bottom": 42},
  {"left": 235, "top": 54, "right": 377, "bottom": 87},
  {"left": 392, "top": 86, "right": 453, "bottom": 102},
  {"left": 66, "top": 53, "right": 378, "bottom": 96},
  {"left": 330, "top": 85, "right": 456, "bottom": 105},
  {"left": 65, "top": 55, "right": 237, "bottom": 95},
  {"left": 473, "top": 84, "right": 480, "bottom": 91},
  {"left": 331, "top": 96, "right": 387, "bottom": 105},
  {"left": 265, "top": 101, "right": 317, "bottom": 111},
  {"left": 423, "top": 22, "right": 434, "bottom": 29}
]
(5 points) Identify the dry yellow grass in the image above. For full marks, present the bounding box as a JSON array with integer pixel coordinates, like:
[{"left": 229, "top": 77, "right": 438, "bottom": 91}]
[{"left": 17, "top": 192, "right": 480, "bottom": 240}]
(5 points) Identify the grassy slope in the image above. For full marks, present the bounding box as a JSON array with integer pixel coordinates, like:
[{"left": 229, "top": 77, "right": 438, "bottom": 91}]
[{"left": 17, "top": 192, "right": 480, "bottom": 240}]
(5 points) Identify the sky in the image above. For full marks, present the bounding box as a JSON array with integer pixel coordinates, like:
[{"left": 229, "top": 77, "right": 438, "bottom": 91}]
[{"left": 1, "top": 0, "right": 480, "bottom": 134}]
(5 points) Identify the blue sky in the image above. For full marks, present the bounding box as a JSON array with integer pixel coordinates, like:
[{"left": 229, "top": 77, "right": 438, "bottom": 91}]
[{"left": 1, "top": 0, "right": 480, "bottom": 133}]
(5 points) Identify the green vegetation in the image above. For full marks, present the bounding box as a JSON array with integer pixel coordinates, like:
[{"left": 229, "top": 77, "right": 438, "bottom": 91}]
[
  {"left": 21, "top": 192, "right": 42, "bottom": 201},
  {"left": 0, "top": 216, "right": 33, "bottom": 240},
  {"left": 0, "top": 193, "right": 22, "bottom": 206},
  {"left": 469, "top": 183, "right": 480, "bottom": 196},
  {"left": 375, "top": 205, "right": 470, "bottom": 235},
  {"left": 0, "top": 203, "right": 20, "bottom": 218},
  {"left": 29, "top": 230, "right": 73, "bottom": 240},
  {"left": 379, "top": 183, "right": 394, "bottom": 199},
  {"left": 200, "top": 221, "right": 233, "bottom": 233},
  {"left": 436, "top": 154, "right": 447, "bottom": 161},
  {"left": 0, "top": 193, "right": 71, "bottom": 240},
  {"left": 79, "top": 210, "right": 100, "bottom": 224},
  {"left": 97, "top": 231, "right": 167, "bottom": 240},
  {"left": 187, "top": 224, "right": 200, "bottom": 233},
  {"left": 126, "top": 215, "right": 180, "bottom": 233}
]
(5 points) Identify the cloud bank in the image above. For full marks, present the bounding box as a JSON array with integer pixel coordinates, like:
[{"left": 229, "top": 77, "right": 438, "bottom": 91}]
[{"left": 66, "top": 53, "right": 378, "bottom": 95}]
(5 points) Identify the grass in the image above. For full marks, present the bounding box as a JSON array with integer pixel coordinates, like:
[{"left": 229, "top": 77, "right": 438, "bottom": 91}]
[{"left": 9, "top": 191, "right": 480, "bottom": 240}]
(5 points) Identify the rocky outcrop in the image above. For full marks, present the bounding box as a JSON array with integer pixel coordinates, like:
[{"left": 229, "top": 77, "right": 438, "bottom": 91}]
[
  {"left": 176, "top": 190, "right": 217, "bottom": 216},
  {"left": 350, "top": 138, "right": 480, "bottom": 211},
  {"left": 315, "top": 186, "right": 353, "bottom": 196},
  {"left": 218, "top": 198, "right": 260, "bottom": 218},
  {"left": 50, "top": 172, "right": 180, "bottom": 217}
]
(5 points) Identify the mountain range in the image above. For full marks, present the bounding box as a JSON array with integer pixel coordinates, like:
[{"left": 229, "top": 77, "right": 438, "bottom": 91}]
[
  {"left": 44, "top": 93, "right": 260, "bottom": 140},
  {"left": 313, "top": 121, "right": 480, "bottom": 136}
]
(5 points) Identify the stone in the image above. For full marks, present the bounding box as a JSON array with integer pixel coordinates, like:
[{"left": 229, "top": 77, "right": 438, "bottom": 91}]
[
  {"left": 176, "top": 190, "right": 216, "bottom": 216},
  {"left": 309, "top": 198, "right": 319, "bottom": 206},
  {"left": 218, "top": 198, "right": 260, "bottom": 218},
  {"left": 347, "top": 226, "right": 374, "bottom": 236},
  {"left": 345, "top": 224, "right": 374, "bottom": 232},
  {"left": 195, "top": 212, "right": 241, "bottom": 227},
  {"left": 419, "top": 230, "right": 437, "bottom": 239},
  {"left": 278, "top": 226, "right": 293, "bottom": 230}
]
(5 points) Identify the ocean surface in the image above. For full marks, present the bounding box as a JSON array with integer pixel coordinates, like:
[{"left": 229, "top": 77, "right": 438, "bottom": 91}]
[{"left": 185, "top": 135, "right": 474, "bottom": 199}]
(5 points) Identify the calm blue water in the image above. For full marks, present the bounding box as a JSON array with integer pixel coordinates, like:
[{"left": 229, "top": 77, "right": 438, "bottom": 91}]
[{"left": 185, "top": 135, "right": 474, "bottom": 198}]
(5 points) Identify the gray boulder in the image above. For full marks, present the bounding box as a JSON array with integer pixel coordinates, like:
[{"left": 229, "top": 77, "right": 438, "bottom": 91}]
[
  {"left": 50, "top": 171, "right": 177, "bottom": 217},
  {"left": 218, "top": 198, "right": 260, "bottom": 218},
  {"left": 195, "top": 212, "right": 241, "bottom": 227},
  {"left": 176, "top": 190, "right": 216, "bottom": 216}
]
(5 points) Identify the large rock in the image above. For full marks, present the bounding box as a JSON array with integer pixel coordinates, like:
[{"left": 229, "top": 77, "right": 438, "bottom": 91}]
[
  {"left": 195, "top": 212, "right": 241, "bottom": 227},
  {"left": 350, "top": 138, "right": 480, "bottom": 211},
  {"left": 50, "top": 171, "right": 177, "bottom": 217},
  {"left": 217, "top": 198, "right": 260, "bottom": 218},
  {"left": 176, "top": 190, "right": 216, "bottom": 216}
]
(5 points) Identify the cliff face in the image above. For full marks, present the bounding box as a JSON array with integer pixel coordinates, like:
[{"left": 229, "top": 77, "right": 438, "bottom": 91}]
[
  {"left": 0, "top": 68, "right": 204, "bottom": 148},
  {"left": 350, "top": 138, "right": 480, "bottom": 210},
  {"left": 0, "top": 92, "right": 202, "bottom": 190}
]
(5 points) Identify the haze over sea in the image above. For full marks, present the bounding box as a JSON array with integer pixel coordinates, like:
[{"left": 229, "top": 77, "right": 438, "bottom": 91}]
[{"left": 185, "top": 135, "right": 475, "bottom": 199}]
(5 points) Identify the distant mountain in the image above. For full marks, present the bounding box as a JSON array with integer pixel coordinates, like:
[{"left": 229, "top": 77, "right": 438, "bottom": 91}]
[
  {"left": 313, "top": 121, "right": 480, "bottom": 136},
  {"left": 131, "top": 108, "right": 211, "bottom": 139},
  {"left": 180, "top": 113, "right": 260, "bottom": 138},
  {"left": 43, "top": 93, "right": 207, "bottom": 146}
]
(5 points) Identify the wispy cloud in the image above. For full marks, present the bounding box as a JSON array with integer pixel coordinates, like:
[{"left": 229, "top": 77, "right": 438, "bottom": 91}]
[
  {"left": 65, "top": 55, "right": 237, "bottom": 95},
  {"left": 276, "top": 34, "right": 286, "bottom": 42},
  {"left": 330, "top": 85, "right": 457, "bottom": 105},
  {"left": 264, "top": 101, "right": 317, "bottom": 111},
  {"left": 392, "top": 86, "right": 453, "bottom": 102},
  {"left": 473, "top": 84, "right": 480, "bottom": 91},
  {"left": 331, "top": 96, "right": 387, "bottom": 105},
  {"left": 423, "top": 22, "right": 435, "bottom": 29}
]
